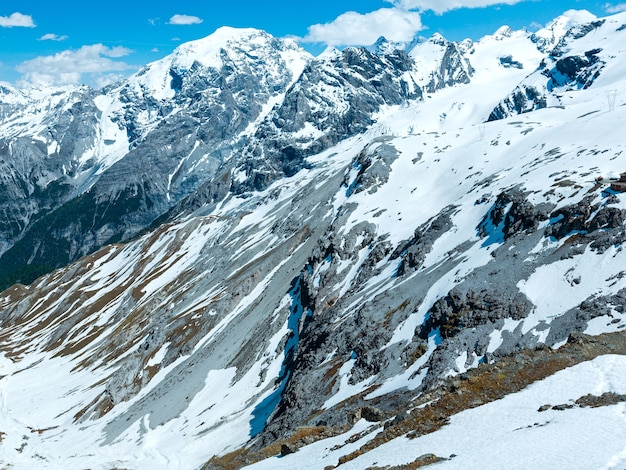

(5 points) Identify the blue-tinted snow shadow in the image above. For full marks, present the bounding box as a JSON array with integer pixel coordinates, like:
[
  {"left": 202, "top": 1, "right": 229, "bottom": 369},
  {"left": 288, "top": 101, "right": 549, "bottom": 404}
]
[
  {"left": 249, "top": 274, "right": 310, "bottom": 438},
  {"left": 249, "top": 374, "right": 290, "bottom": 438},
  {"left": 477, "top": 203, "right": 506, "bottom": 248}
]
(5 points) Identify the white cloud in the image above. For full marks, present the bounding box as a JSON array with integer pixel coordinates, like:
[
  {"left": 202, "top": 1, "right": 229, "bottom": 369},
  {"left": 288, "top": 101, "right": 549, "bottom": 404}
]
[
  {"left": 168, "top": 14, "right": 203, "bottom": 25},
  {"left": 605, "top": 3, "right": 626, "bottom": 13},
  {"left": 16, "top": 44, "right": 135, "bottom": 88},
  {"left": 301, "top": 0, "right": 532, "bottom": 46},
  {"left": 92, "top": 73, "right": 128, "bottom": 89},
  {"left": 0, "top": 12, "right": 35, "bottom": 28},
  {"left": 388, "top": 0, "right": 525, "bottom": 14},
  {"left": 39, "top": 33, "right": 69, "bottom": 41},
  {"left": 102, "top": 46, "right": 133, "bottom": 58},
  {"left": 302, "top": 8, "right": 423, "bottom": 46}
]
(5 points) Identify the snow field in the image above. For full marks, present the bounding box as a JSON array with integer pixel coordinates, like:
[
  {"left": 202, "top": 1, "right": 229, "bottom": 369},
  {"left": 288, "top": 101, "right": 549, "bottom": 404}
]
[{"left": 245, "top": 355, "right": 626, "bottom": 470}]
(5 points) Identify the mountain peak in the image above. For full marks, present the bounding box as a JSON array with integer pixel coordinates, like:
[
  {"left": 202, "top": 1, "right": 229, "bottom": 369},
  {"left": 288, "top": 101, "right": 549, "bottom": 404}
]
[
  {"left": 532, "top": 9, "right": 598, "bottom": 51},
  {"left": 0, "top": 82, "right": 27, "bottom": 105},
  {"left": 493, "top": 25, "right": 513, "bottom": 38},
  {"left": 429, "top": 32, "right": 448, "bottom": 46},
  {"left": 317, "top": 46, "right": 342, "bottom": 60},
  {"left": 366, "top": 36, "right": 405, "bottom": 55},
  {"left": 170, "top": 27, "right": 279, "bottom": 70},
  {"left": 128, "top": 26, "right": 310, "bottom": 100}
]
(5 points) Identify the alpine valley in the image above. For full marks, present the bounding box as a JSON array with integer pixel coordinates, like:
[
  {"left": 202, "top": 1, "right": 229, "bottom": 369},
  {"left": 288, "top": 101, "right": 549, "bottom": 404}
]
[{"left": 2, "top": 9, "right": 626, "bottom": 470}]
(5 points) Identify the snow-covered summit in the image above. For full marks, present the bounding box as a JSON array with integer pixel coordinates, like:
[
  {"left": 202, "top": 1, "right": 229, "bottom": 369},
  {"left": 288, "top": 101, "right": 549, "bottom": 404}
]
[
  {"left": 490, "top": 9, "right": 626, "bottom": 120},
  {"left": 428, "top": 32, "right": 448, "bottom": 46},
  {"left": 0, "top": 82, "right": 29, "bottom": 106},
  {"left": 532, "top": 9, "right": 599, "bottom": 51},
  {"left": 366, "top": 36, "right": 405, "bottom": 55},
  {"left": 171, "top": 27, "right": 270, "bottom": 68},
  {"left": 407, "top": 31, "right": 475, "bottom": 93},
  {"left": 128, "top": 27, "right": 311, "bottom": 101},
  {"left": 492, "top": 25, "right": 514, "bottom": 39}
]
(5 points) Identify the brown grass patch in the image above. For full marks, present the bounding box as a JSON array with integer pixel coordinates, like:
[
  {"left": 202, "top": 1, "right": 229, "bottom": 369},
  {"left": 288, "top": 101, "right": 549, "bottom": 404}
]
[
  {"left": 203, "top": 426, "right": 332, "bottom": 470},
  {"left": 73, "top": 393, "right": 115, "bottom": 422},
  {"left": 53, "top": 324, "right": 107, "bottom": 358},
  {"left": 365, "top": 453, "right": 446, "bottom": 469},
  {"left": 336, "top": 332, "right": 626, "bottom": 467},
  {"left": 28, "top": 425, "right": 59, "bottom": 435},
  {"left": 384, "top": 299, "right": 411, "bottom": 327}
]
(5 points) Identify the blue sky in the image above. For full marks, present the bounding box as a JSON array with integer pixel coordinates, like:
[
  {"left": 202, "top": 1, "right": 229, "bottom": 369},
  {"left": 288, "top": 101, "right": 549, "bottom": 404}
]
[{"left": 0, "top": 0, "right": 622, "bottom": 88}]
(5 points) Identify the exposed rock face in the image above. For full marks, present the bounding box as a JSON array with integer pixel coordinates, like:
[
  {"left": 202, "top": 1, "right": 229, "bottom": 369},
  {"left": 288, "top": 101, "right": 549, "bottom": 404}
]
[
  {"left": 391, "top": 207, "right": 456, "bottom": 276},
  {"left": 488, "top": 85, "right": 547, "bottom": 121},
  {"left": 426, "top": 40, "right": 475, "bottom": 92},
  {"left": 499, "top": 55, "right": 524, "bottom": 69},
  {"left": 420, "top": 288, "right": 533, "bottom": 339},
  {"left": 478, "top": 188, "right": 553, "bottom": 242},
  {"left": 489, "top": 18, "right": 615, "bottom": 121},
  {"left": 231, "top": 47, "right": 422, "bottom": 192},
  {"left": 545, "top": 195, "right": 626, "bottom": 251},
  {"left": 0, "top": 89, "right": 98, "bottom": 258},
  {"left": 409, "top": 34, "right": 475, "bottom": 94},
  {"left": 344, "top": 137, "right": 399, "bottom": 196},
  {"left": 547, "top": 48, "right": 605, "bottom": 90}
]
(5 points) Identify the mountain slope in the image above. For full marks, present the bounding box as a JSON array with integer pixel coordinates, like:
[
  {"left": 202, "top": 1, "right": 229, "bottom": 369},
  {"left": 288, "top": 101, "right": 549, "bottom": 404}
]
[
  {"left": 0, "top": 26, "right": 441, "bottom": 291},
  {"left": 1, "top": 9, "right": 626, "bottom": 470},
  {"left": 0, "top": 28, "right": 311, "bottom": 290},
  {"left": 240, "top": 345, "right": 626, "bottom": 470},
  {"left": 489, "top": 10, "right": 624, "bottom": 120}
]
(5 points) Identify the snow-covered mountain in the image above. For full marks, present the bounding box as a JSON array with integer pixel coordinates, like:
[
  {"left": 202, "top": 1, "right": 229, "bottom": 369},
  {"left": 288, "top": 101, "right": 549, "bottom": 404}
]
[
  {"left": 0, "top": 28, "right": 311, "bottom": 289},
  {"left": 1, "top": 9, "right": 626, "bottom": 469}
]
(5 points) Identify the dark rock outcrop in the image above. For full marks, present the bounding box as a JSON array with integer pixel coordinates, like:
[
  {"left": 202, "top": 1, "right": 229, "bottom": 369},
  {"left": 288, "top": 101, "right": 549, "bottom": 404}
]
[
  {"left": 232, "top": 47, "right": 422, "bottom": 193},
  {"left": 477, "top": 188, "right": 552, "bottom": 243},
  {"left": 488, "top": 85, "right": 547, "bottom": 121},
  {"left": 419, "top": 288, "right": 532, "bottom": 339},
  {"left": 545, "top": 196, "right": 626, "bottom": 251}
]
